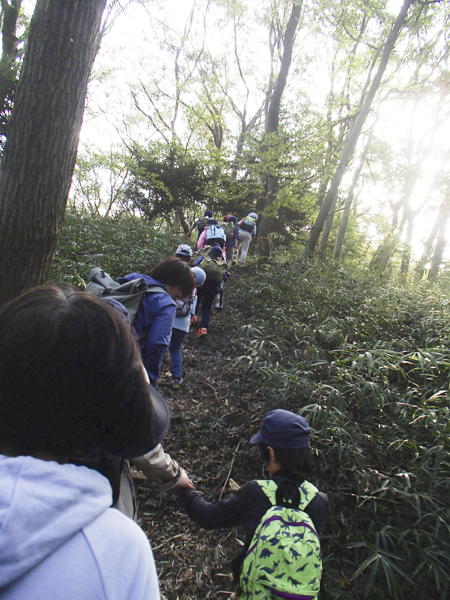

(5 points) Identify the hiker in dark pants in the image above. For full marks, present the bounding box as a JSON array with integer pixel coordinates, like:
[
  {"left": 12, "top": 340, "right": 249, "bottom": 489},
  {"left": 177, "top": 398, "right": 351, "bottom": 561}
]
[
  {"left": 177, "top": 409, "right": 328, "bottom": 599},
  {"left": 194, "top": 245, "right": 228, "bottom": 338}
]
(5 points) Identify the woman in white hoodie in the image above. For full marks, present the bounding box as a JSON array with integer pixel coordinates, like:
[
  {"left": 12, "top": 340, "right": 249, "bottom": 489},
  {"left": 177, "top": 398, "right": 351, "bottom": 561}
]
[{"left": 0, "top": 285, "right": 165, "bottom": 600}]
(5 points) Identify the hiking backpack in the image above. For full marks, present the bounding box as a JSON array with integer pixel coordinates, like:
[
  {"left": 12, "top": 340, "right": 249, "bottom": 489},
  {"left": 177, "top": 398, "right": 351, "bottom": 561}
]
[
  {"left": 85, "top": 268, "right": 166, "bottom": 324},
  {"left": 221, "top": 221, "right": 235, "bottom": 241},
  {"left": 239, "top": 479, "right": 322, "bottom": 600},
  {"left": 205, "top": 224, "right": 226, "bottom": 244},
  {"left": 192, "top": 247, "right": 227, "bottom": 283},
  {"left": 197, "top": 216, "right": 209, "bottom": 234},
  {"left": 175, "top": 294, "right": 194, "bottom": 318},
  {"left": 240, "top": 216, "right": 256, "bottom": 233}
]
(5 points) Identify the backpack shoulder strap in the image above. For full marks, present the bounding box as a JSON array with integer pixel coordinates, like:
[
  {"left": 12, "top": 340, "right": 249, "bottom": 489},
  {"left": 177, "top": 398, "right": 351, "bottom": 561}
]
[
  {"left": 145, "top": 285, "right": 167, "bottom": 295},
  {"left": 256, "top": 479, "right": 318, "bottom": 511}
]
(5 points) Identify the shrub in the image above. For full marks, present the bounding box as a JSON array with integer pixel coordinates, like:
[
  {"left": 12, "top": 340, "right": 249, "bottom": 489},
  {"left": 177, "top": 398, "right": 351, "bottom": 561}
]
[
  {"left": 232, "top": 259, "right": 450, "bottom": 599},
  {"left": 49, "top": 210, "right": 183, "bottom": 286}
]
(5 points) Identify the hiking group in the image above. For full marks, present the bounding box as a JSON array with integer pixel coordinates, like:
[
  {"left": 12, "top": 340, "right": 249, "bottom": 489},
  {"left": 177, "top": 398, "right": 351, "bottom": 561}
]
[{"left": 0, "top": 208, "right": 328, "bottom": 600}]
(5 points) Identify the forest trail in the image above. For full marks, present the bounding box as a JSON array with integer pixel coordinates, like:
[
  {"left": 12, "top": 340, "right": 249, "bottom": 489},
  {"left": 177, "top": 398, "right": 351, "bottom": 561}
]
[{"left": 135, "top": 265, "right": 267, "bottom": 600}]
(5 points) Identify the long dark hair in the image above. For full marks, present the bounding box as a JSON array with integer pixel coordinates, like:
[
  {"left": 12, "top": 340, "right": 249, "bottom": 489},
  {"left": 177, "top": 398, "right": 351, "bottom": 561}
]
[{"left": 0, "top": 284, "right": 154, "bottom": 459}]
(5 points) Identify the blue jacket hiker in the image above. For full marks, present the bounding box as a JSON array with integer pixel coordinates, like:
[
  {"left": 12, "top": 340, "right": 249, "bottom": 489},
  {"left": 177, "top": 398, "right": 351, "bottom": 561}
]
[
  {"left": 120, "top": 257, "right": 195, "bottom": 386},
  {"left": 178, "top": 409, "right": 328, "bottom": 599}
]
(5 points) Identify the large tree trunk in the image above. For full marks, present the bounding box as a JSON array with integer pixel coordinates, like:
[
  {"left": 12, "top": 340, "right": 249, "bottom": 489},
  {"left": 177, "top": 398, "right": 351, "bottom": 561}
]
[
  {"left": 257, "top": 1, "right": 302, "bottom": 256},
  {"left": 0, "top": 0, "right": 107, "bottom": 304},
  {"left": 306, "top": 0, "right": 416, "bottom": 256}
]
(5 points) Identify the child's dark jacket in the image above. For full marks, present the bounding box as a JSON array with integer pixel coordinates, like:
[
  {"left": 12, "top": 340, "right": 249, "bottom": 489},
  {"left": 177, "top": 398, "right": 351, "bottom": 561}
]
[{"left": 179, "top": 474, "right": 328, "bottom": 553}]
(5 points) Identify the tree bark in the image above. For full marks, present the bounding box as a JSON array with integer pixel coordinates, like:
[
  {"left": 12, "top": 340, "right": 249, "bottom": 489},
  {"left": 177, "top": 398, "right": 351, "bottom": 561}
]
[
  {"left": 428, "top": 198, "right": 450, "bottom": 280},
  {"left": 333, "top": 126, "right": 374, "bottom": 260},
  {"left": 306, "top": 0, "right": 416, "bottom": 256},
  {"left": 415, "top": 208, "right": 441, "bottom": 279},
  {"left": 257, "top": 0, "right": 302, "bottom": 256},
  {"left": 0, "top": 0, "right": 107, "bottom": 304}
]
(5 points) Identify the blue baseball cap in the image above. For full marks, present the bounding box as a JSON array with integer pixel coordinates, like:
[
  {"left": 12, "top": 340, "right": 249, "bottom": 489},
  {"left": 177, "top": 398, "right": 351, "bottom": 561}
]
[{"left": 250, "top": 409, "right": 311, "bottom": 449}]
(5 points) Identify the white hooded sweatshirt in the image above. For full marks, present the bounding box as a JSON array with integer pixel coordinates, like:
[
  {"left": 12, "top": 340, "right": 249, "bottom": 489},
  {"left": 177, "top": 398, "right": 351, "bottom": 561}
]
[{"left": 0, "top": 455, "right": 160, "bottom": 600}]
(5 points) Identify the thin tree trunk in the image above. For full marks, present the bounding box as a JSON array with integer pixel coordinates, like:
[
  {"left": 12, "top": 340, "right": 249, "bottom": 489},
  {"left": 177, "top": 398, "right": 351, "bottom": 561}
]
[
  {"left": 0, "top": 0, "right": 107, "bottom": 304},
  {"left": 257, "top": 0, "right": 302, "bottom": 256},
  {"left": 428, "top": 200, "right": 450, "bottom": 280},
  {"left": 318, "top": 194, "right": 338, "bottom": 261},
  {"left": 400, "top": 217, "right": 414, "bottom": 274},
  {"left": 306, "top": 0, "right": 416, "bottom": 256},
  {"left": 415, "top": 209, "right": 441, "bottom": 278},
  {"left": 333, "top": 126, "right": 374, "bottom": 260}
]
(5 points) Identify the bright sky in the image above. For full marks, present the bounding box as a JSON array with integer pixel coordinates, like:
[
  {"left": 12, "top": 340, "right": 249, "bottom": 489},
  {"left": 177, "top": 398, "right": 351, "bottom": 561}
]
[{"left": 21, "top": 0, "right": 449, "bottom": 264}]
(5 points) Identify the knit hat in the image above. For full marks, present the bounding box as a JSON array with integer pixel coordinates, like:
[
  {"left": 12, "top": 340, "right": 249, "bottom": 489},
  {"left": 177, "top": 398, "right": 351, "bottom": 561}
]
[
  {"left": 204, "top": 210, "right": 213, "bottom": 217},
  {"left": 249, "top": 212, "right": 258, "bottom": 220},
  {"left": 207, "top": 218, "right": 218, "bottom": 225},
  {"left": 228, "top": 215, "right": 237, "bottom": 223},
  {"left": 191, "top": 266, "right": 206, "bottom": 286},
  {"left": 250, "top": 409, "right": 311, "bottom": 449},
  {"left": 175, "top": 243, "right": 193, "bottom": 257}
]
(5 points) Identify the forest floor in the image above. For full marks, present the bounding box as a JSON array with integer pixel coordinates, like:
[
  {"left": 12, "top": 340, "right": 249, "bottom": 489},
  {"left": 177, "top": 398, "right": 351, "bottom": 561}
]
[{"left": 134, "top": 264, "right": 271, "bottom": 600}]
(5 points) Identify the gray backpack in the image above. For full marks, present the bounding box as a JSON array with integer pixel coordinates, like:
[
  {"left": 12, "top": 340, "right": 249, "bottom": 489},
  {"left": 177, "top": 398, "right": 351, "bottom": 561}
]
[{"left": 85, "top": 268, "right": 166, "bottom": 324}]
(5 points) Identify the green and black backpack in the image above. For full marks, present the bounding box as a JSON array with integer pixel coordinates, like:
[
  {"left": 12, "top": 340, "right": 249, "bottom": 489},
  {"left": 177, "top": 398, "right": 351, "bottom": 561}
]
[
  {"left": 192, "top": 247, "right": 227, "bottom": 283},
  {"left": 197, "top": 216, "right": 209, "bottom": 234},
  {"left": 238, "top": 479, "right": 322, "bottom": 600},
  {"left": 221, "top": 221, "right": 235, "bottom": 241}
]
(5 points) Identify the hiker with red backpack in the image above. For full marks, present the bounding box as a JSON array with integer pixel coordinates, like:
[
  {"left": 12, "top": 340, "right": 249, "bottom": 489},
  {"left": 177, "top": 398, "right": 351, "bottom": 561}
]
[
  {"left": 177, "top": 409, "right": 328, "bottom": 599},
  {"left": 119, "top": 257, "right": 195, "bottom": 386},
  {"left": 238, "top": 212, "right": 258, "bottom": 265}
]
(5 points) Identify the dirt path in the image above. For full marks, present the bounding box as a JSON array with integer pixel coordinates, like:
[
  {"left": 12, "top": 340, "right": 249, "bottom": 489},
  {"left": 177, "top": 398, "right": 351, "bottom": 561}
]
[{"left": 135, "top": 266, "right": 266, "bottom": 600}]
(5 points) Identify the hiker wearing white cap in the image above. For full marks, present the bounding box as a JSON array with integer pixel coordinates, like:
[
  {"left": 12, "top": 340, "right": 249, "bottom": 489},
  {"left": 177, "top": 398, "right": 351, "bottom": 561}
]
[{"left": 175, "top": 243, "right": 193, "bottom": 263}]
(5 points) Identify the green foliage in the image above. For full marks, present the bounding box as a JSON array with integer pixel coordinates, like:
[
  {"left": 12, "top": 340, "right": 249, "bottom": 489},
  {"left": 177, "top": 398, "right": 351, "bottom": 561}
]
[
  {"left": 124, "top": 142, "right": 219, "bottom": 220},
  {"left": 232, "top": 258, "right": 450, "bottom": 599},
  {"left": 48, "top": 210, "right": 182, "bottom": 286}
]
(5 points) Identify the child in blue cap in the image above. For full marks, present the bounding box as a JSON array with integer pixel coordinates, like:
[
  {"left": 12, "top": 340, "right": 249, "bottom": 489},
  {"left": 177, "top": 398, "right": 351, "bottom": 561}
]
[{"left": 178, "top": 409, "right": 328, "bottom": 597}]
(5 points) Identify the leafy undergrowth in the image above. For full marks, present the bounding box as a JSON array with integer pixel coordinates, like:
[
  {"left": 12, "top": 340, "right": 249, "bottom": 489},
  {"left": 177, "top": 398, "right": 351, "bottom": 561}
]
[
  {"left": 135, "top": 265, "right": 267, "bottom": 600},
  {"left": 135, "top": 260, "right": 450, "bottom": 600}
]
